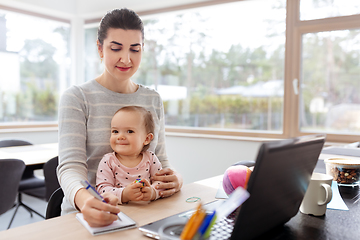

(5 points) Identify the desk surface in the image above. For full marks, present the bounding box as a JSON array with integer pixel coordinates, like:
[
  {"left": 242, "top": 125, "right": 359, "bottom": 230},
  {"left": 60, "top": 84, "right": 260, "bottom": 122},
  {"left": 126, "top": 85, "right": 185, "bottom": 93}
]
[
  {"left": 1, "top": 154, "right": 360, "bottom": 240},
  {"left": 270, "top": 158, "right": 360, "bottom": 239},
  {"left": 0, "top": 176, "right": 220, "bottom": 240},
  {"left": 0, "top": 143, "right": 58, "bottom": 166}
]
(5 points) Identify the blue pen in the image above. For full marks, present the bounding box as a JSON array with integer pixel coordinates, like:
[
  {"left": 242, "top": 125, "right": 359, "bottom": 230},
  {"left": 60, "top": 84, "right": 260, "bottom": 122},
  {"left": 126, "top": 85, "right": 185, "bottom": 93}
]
[
  {"left": 197, "top": 210, "right": 216, "bottom": 236},
  {"left": 80, "top": 180, "right": 121, "bottom": 221}
]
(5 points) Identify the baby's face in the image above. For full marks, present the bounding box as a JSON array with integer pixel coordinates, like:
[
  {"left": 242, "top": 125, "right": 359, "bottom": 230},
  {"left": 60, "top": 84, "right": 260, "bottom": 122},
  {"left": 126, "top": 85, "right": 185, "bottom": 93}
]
[{"left": 110, "top": 110, "right": 149, "bottom": 157}]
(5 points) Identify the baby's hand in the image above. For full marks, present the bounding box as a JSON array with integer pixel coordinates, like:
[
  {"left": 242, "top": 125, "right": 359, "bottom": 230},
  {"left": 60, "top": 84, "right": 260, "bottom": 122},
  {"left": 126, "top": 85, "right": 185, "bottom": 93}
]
[
  {"left": 122, "top": 182, "right": 143, "bottom": 203},
  {"left": 140, "top": 179, "right": 156, "bottom": 201}
]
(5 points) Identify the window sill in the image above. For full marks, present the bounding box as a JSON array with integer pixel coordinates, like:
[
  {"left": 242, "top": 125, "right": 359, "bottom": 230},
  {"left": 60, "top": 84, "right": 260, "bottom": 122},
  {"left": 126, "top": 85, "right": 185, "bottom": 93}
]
[
  {"left": 165, "top": 128, "right": 347, "bottom": 147},
  {"left": 0, "top": 125, "right": 58, "bottom": 133},
  {"left": 165, "top": 131, "right": 278, "bottom": 142},
  {"left": 0, "top": 124, "right": 350, "bottom": 147}
]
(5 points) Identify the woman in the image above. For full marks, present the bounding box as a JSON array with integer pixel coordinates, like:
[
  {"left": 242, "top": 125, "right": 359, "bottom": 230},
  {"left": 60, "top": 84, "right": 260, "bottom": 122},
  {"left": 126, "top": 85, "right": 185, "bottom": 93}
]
[{"left": 58, "top": 8, "right": 183, "bottom": 227}]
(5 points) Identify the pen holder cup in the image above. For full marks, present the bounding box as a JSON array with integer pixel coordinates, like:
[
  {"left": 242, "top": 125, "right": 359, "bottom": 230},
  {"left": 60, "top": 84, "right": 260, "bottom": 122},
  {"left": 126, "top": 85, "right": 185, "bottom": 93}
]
[{"left": 158, "top": 223, "right": 185, "bottom": 240}]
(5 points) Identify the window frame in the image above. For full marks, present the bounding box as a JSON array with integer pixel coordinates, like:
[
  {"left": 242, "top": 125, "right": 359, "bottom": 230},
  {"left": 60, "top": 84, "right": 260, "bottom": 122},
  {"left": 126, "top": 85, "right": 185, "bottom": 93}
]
[
  {"left": 289, "top": 0, "right": 360, "bottom": 143},
  {"left": 2, "top": 0, "right": 360, "bottom": 143}
]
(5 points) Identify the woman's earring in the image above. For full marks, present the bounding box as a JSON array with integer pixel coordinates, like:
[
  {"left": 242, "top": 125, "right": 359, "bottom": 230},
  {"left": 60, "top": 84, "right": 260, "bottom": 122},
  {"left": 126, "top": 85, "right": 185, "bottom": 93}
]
[{"left": 100, "top": 58, "right": 103, "bottom": 63}]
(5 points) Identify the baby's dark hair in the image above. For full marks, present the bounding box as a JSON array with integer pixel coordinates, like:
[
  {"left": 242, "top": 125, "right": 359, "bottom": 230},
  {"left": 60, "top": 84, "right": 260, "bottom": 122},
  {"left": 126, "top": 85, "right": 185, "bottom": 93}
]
[
  {"left": 98, "top": 8, "right": 144, "bottom": 46},
  {"left": 114, "top": 106, "right": 154, "bottom": 152}
]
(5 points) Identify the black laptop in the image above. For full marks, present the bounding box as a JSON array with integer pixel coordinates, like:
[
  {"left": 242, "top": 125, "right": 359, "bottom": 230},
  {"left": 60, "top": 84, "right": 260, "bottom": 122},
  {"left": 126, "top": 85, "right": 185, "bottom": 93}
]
[{"left": 139, "top": 134, "right": 326, "bottom": 240}]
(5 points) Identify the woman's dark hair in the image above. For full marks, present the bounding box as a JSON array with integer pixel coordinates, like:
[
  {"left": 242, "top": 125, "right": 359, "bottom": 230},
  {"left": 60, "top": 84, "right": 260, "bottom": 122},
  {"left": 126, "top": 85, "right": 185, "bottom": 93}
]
[{"left": 98, "top": 8, "right": 144, "bottom": 46}]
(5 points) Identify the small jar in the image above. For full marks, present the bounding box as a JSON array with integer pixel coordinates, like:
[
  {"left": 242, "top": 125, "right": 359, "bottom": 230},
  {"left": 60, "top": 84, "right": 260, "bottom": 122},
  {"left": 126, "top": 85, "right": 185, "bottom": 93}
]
[{"left": 324, "top": 158, "right": 360, "bottom": 187}]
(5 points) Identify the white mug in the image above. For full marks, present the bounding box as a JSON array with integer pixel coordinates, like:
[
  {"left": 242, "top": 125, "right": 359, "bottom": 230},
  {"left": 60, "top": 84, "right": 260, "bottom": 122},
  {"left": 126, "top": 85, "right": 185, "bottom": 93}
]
[{"left": 300, "top": 172, "right": 333, "bottom": 216}]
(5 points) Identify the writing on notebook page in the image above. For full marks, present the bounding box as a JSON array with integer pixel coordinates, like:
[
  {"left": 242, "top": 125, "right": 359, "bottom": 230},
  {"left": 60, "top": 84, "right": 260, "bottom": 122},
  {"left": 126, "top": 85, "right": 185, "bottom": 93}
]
[{"left": 76, "top": 212, "right": 136, "bottom": 236}]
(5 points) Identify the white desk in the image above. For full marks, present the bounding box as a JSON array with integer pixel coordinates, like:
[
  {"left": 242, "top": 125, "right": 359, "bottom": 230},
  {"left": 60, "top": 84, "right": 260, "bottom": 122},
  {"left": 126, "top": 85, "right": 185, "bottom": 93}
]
[{"left": 0, "top": 143, "right": 58, "bottom": 166}]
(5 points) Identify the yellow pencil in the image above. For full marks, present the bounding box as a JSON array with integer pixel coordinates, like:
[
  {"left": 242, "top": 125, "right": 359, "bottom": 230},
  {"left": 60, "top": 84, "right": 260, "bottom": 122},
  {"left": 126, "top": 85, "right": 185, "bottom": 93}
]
[
  {"left": 180, "top": 203, "right": 202, "bottom": 240},
  {"left": 185, "top": 208, "right": 206, "bottom": 239}
]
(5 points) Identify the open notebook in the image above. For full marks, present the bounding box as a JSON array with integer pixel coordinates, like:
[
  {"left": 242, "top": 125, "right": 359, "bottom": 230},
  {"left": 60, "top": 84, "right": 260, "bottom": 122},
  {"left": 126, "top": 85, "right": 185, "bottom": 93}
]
[{"left": 76, "top": 212, "right": 137, "bottom": 236}]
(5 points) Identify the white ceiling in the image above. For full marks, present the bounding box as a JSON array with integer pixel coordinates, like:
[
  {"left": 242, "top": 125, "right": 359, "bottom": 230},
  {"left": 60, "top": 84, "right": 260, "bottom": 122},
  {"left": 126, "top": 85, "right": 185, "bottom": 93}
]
[{"left": 0, "top": 0, "right": 216, "bottom": 20}]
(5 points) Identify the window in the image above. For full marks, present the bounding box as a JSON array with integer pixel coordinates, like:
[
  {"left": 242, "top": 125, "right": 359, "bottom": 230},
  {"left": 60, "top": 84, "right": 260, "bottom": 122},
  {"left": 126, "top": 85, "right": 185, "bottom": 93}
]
[
  {"left": 84, "top": 25, "right": 103, "bottom": 83},
  {"left": 297, "top": 28, "right": 360, "bottom": 142},
  {"left": 300, "top": 0, "right": 360, "bottom": 20},
  {"left": 284, "top": 0, "right": 360, "bottom": 143},
  {"left": 300, "top": 30, "right": 360, "bottom": 134},
  {"left": 85, "top": 0, "right": 287, "bottom": 133},
  {"left": 0, "top": 10, "right": 70, "bottom": 126},
  {"left": 141, "top": 1, "right": 286, "bottom": 132},
  {"left": 4, "top": 0, "right": 360, "bottom": 143}
]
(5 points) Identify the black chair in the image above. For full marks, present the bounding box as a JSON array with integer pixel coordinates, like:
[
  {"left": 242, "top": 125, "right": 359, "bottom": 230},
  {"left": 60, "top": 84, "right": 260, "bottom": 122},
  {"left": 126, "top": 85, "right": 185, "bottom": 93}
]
[
  {"left": 0, "top": 159, "right": 26, "bottom": 229},
  {"left": 22, "top": 156, "right": 60, "bottom": 201},
  {"left": 43, "top": 156, "right": 60, "bottom": 201},
  {"left": 0, "top": 139, "right": 33, "bottom": 148},
  {"left": 0, "top": 139, "right": 46, "bottom": 220},
  {"left": 16, "top": 156, "right": 60, "bottom": 218},
  {"left": 46, "top": 188, "right": 64, "bottom": 219}
]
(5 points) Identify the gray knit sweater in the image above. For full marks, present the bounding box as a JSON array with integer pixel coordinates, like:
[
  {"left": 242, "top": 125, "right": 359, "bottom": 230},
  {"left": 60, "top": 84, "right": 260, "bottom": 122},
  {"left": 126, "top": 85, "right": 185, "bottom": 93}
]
[{"left": 57, "top": 80, "right": 169, "bottom": 214}]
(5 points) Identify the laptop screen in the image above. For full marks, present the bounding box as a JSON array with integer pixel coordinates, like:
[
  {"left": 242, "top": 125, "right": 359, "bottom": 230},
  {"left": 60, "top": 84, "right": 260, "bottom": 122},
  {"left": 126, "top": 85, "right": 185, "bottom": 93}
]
[{"left": 230, "top": 134, "right": 325, "bottom": 240}]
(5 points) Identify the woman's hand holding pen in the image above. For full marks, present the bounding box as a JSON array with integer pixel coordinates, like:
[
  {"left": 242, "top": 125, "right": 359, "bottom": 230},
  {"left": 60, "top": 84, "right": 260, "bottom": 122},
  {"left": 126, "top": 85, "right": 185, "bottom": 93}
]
[
  {"left": 151, "top": 168, "right": 183, "bottom": 198},
  {"left": 75, "top": 189, "right": 120, "bottom": 227}
]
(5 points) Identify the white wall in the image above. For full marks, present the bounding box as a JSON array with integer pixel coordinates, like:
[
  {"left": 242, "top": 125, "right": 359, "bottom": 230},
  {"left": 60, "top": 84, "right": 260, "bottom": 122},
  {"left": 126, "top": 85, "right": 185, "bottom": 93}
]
[
  {"left": 166, "top": 135, "right": 261, "bottom": 184},
  {"left": 1, "top": 130, "right": 261, "bottom": 184}
]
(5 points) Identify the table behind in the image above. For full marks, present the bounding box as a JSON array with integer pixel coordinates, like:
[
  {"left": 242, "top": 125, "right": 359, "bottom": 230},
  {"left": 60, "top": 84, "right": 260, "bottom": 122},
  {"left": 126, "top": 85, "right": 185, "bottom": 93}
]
[{"left": 0, "top": 143, "right": 58, "bottom": 166}]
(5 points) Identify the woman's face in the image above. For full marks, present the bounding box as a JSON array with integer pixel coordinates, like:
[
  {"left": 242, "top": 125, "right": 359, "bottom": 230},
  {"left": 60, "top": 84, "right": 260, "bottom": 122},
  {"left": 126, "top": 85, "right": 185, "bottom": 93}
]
[{"left": 98, "top": 28, "right": 143, "bottom": 82}]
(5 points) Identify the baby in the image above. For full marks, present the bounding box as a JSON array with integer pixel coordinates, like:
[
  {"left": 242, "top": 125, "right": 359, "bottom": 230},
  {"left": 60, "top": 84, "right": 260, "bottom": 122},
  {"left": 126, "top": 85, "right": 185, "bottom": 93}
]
[{"left": 96, "top": 106, "right": 162, "bottom": 204}]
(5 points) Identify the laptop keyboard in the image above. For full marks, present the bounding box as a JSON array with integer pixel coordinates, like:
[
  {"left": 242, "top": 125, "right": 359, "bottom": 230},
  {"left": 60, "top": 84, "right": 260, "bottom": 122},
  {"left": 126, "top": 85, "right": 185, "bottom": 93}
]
[{"left": 209, "top": 210, "right": 237, "bottom": 240}]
